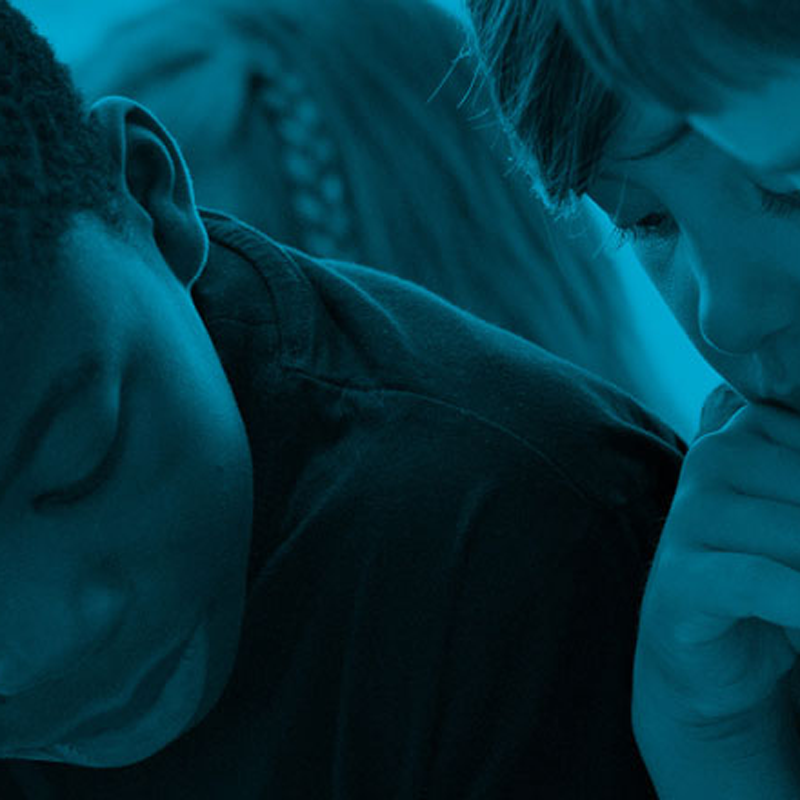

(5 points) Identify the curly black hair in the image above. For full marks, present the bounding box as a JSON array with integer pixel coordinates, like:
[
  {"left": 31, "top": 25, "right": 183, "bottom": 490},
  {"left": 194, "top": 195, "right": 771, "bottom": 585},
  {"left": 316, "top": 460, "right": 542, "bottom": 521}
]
[{"left": 0, "top": 1, "right": 124, "bottom": 291}]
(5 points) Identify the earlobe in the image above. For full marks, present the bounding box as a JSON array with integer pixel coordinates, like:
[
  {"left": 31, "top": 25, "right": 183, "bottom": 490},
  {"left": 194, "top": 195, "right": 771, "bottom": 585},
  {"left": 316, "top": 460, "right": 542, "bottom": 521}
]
[{"left": 88, "top": 96, "right": 209, "bottom": 290}]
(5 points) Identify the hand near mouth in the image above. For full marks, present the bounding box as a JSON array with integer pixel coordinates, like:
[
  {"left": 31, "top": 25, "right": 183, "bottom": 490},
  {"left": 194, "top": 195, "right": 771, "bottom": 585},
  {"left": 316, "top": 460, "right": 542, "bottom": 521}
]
[{"left": 634, "top": 400, "right": 800, "bottom": 798}]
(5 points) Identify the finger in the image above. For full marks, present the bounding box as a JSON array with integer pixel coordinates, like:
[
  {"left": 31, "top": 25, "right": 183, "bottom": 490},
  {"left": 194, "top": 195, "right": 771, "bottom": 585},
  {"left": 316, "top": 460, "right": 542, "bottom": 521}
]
[
  {"left": 729, "top": 401, "right": 800, "bottom": 450},
  {"left": 658, "top": 550, "right": 800, "bottom": 644},
  {"left": 686, "top": 425, "right": 800, "bottom": 508},
  {"left": 641, "top": 549, "right": 800, "bottom": 718},
  {"left": 685, "top": 496, "right": 800, "bottom": 570}
]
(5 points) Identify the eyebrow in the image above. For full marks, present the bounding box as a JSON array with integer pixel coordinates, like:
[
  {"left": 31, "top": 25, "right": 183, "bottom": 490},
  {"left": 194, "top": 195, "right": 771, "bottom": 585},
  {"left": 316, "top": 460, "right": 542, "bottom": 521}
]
[
  {"left": 0, "top": 353, "right": 105, "bottom": 502},
  {"left": 610, "top": 122, "right": 693, "bottom": 164}
]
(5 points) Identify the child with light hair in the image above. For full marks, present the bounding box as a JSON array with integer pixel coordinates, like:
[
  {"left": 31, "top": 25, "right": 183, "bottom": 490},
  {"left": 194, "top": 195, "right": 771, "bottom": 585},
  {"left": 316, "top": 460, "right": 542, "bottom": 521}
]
[{"left": 466, "top": 1, "right": 800, "bottom": 796}]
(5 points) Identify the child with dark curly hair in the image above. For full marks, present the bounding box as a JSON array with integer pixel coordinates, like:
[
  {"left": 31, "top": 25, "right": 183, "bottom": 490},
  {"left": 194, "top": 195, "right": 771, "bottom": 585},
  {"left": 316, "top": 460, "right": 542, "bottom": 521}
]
[{"left": 0, "top": 1, "right": 684, "bottom": 796}]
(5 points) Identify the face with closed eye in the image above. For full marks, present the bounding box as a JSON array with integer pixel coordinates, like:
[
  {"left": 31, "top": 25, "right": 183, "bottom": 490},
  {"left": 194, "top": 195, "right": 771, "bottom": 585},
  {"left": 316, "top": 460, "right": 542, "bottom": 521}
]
[
  {"left": 587, "top": 97, "right": 800, "bottom": 413},
  {"left": 0, "top": 97, "right": 254, "bottom": 768}
]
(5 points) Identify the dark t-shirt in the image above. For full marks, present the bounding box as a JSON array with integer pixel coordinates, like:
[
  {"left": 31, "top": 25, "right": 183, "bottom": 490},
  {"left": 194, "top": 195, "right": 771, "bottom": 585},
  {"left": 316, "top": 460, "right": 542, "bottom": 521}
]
[{"left": 2, "top": 209, "right": 684, "bottom": 798}]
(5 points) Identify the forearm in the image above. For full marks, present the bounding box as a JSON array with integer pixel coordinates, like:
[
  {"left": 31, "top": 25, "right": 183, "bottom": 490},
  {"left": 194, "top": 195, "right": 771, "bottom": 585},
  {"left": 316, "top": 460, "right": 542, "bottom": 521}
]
[{"left": 635, "top": 688, "right": 800, "bottom": 799}]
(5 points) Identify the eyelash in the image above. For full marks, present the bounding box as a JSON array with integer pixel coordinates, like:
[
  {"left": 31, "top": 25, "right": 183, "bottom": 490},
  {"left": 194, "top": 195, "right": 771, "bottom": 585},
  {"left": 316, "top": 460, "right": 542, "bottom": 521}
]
[
  {"left": 612, "top": 213, "right": 673, "bottom": 247},
  {"left": 33, "top": 417, "right": 123, "bottom": 511},
  {"left": 760, "top": 187, "right": 800, "bottom": 217},
  {"left": 33, "top": 456, "right": 106, "bottom": 510},
  {"left": 612, "top": 188, "right": 800, "bottom": 246}
]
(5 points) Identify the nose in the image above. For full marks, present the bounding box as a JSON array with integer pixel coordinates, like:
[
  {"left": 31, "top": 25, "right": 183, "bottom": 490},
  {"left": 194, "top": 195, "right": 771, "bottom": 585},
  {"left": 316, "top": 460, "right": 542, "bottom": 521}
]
[
  {"left": 691, "top": 241, "right": 795, "bottom": 356},
  {"left": 698, "top": 280, "right": 783, "bottom": 355}
]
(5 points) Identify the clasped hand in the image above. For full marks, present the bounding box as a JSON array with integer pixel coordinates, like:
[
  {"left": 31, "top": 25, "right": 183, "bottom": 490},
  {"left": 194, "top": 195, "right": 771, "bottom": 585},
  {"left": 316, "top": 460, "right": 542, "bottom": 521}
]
[{"left": 634, "top": 401, "right": 800, "bottom": 795}]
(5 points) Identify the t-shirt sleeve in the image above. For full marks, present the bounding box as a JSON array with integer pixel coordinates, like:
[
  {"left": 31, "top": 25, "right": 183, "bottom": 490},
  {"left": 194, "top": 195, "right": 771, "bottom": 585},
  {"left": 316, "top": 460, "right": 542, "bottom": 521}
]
[
  {"left": 300, "top": 394, "right": 671, "bottom": 798},
  {"left": 421, "top": 450, "right": 662, "bottom": 797}
]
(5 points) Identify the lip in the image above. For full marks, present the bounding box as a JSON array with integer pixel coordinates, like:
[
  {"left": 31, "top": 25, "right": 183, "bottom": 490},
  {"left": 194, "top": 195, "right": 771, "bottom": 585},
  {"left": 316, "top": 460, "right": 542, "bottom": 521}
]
[
  {"left": 749, "top": 378, "right": 800, "bottom": 410},
  {"left": 0, "top": 626, "right": 120, "bottom": 699},
  {"left": 62, "top": 633, "right": 190, "bottom": 744},
  {"left": 33, "top": 623, "right": 211, "bottom": 767},
  {"left": 753, "top": 367, "right": 800, "bottom": 406},
  {"left": 760, "top": 391, "right": 800, "bottom": 412}
]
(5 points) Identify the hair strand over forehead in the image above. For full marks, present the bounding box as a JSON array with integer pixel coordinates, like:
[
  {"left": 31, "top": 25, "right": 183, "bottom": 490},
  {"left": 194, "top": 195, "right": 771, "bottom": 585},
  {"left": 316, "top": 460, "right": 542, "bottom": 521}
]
[{"left": 464, "top": 0, "right": 625, "bottom": 210}]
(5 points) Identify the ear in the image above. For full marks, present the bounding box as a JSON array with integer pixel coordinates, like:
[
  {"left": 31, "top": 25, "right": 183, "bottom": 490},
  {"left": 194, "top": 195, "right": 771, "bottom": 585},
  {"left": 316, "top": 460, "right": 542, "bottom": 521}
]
[{"left": 88, "top": 95, "right": 209, "bottom": 291}]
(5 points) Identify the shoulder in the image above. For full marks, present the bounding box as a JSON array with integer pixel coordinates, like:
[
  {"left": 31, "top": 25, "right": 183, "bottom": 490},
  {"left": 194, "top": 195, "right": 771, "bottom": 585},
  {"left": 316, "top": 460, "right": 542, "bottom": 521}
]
[{"left": 201, "top": 207, "right": 684, "bottom": 515}]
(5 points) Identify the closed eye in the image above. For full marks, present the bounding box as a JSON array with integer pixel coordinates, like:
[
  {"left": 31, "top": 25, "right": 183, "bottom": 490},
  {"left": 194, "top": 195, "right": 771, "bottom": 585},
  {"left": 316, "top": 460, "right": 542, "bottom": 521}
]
[
  {"left": 612, "top": 211, "right": 677, "bottom": 247},
  {"left": 759, "top": 187, "right": 800, "bottom": 217},
  {"left": 612, "top": 187, "right": 800, "bottom": 247},
  {"left": 33, "top": 408, "right": 126, "bottom": 511}
]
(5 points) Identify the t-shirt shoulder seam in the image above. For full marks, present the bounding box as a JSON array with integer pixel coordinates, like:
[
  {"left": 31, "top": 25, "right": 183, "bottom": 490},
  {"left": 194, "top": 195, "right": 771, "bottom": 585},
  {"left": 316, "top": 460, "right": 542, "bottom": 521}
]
[
  {"left": 286, "top": 366, "right": 622, "bottom": 512},
  {"left": 201, "top": 210, "right": 312, "bottom": 358}
]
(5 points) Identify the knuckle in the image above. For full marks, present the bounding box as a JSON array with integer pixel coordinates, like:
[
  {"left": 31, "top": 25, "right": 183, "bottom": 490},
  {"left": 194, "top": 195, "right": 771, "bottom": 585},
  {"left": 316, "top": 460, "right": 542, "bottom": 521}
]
[
  {"left": 688, "top": 427, "right": 736, "bottom": 463},
  {"left": 680, "top": 433, "right": 751, "bottom": 498}
]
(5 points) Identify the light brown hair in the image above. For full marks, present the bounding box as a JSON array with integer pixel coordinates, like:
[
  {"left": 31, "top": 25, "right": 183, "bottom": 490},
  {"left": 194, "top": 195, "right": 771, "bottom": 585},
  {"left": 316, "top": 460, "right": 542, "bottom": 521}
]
[
  {"left": 464, "top": 0, "right": 800, "bottom": 209},
  {"left": 557, "top": 0, "right": 796, "bottom": 113},
  {"left": 464, "top": 0, "right": 624, "bottom": 209}
]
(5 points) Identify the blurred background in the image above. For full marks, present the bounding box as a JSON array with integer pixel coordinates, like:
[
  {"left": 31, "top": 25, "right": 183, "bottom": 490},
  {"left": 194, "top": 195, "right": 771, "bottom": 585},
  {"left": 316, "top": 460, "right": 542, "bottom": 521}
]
[
  {"left": 13, "top": 0, "right": 721, "bottom": 441},
  {"left": 14, "top": 0, "right": 465, "bottom": 61}
]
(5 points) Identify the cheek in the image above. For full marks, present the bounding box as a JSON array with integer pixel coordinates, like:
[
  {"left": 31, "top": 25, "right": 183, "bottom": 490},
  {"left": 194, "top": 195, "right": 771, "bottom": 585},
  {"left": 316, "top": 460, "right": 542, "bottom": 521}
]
[
  {"left": 637, "top": 245, "right": 754, "bottom": 393},
  {"left": 632, "top": 241, "right": 716, "bottom": 360},
  {"left": 631, "top": 238, "right": 688, "bottom": 321}
]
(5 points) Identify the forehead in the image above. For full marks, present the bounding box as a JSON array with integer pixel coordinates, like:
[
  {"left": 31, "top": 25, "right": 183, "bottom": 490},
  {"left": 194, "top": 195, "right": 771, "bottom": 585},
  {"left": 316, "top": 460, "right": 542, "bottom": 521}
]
[
  {"left": 0, "top": 212, "right": 82, "bottom": 301},
  {"left": 688, "top": 62, "right": 800, "bottom": 173},
  {"left": 602, "top": 101, "right": 687, "bottom": 167},
  {"left": 0, "top": 255, "right": 60, "bottom": 307}
]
